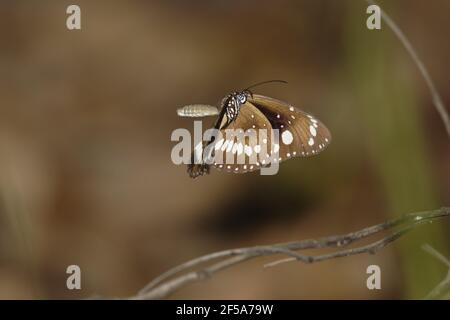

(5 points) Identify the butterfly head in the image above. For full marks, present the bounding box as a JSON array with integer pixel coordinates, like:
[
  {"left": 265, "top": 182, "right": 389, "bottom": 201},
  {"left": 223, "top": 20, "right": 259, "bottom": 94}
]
[
  {"left": 236, "top": 92, "right": 248, "bottom": 104},
  {"left": 225, "top": 91, "right": 248, "bottom": 106}
]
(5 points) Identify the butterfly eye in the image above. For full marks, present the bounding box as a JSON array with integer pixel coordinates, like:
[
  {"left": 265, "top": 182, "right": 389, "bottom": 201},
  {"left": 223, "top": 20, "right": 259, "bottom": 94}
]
[{"left": 238, "top": 94, "right": 247, "bottom": 104}]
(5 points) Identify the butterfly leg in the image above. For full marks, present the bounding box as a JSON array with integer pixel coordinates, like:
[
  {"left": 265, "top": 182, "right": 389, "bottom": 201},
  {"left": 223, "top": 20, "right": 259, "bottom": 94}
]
[
  {"left": 187, "top": 163, "right": 210, "bottom": 179},
  {"left": 187, "top": 140, "right": 214, "bottom": 179}
]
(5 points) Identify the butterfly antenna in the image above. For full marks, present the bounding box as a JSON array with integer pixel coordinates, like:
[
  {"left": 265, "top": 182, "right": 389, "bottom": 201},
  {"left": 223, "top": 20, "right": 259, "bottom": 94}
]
[{"left": 244, "top": 79, "right": 288, "bottom": 91}]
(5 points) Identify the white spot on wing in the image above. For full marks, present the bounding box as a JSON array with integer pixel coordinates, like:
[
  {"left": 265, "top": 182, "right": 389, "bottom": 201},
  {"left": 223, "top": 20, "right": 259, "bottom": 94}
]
[
  {"left": 221, "top": 140, "right": 229, "bottom": 151},
  {"left": 237, "top": 143, "right": 243, "bottom": 155},
  {"left": 309, "top": 125, "right": 317, "bottom": 137},
  {"left": 226, "top": 141, "right": 233, "bottom": 153},
  {"left": 232, "top": 143, "right": 238, "bottom": 154},
  {"left": 308, "top": 137, "right": 314, "bottom": 146},
  {"left": 273, "top": 143, "right": 280, "bottom": 153},
  {"left": 215, "top": 139, "right": 224, "bottom": 150},
  {"left": 282, "top": 130, "right": 294, "bottom": 145},
  {"left": 245, "top": 145, "right": 252, "bottom": 156}
]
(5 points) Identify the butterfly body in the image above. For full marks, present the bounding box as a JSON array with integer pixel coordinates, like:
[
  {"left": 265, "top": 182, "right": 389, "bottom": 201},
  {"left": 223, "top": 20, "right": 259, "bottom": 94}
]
[
  {"left": 186, "top": 87, "right": 331, "bottom": 178},
  {"left": 219, "top": 91, "right": 250, "bottom": 126}
]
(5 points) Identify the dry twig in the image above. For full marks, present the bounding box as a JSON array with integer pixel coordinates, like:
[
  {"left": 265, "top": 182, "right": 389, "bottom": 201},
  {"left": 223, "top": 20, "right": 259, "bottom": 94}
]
[{"left": 131, "top": 207, "right": 450, "bottom": 299}]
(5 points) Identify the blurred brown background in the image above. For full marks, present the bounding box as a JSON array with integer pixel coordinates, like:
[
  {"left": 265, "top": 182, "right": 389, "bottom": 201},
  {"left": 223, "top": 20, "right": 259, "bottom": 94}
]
[{"left": 0, "top": 0, "right": 449, "bottom": 299}]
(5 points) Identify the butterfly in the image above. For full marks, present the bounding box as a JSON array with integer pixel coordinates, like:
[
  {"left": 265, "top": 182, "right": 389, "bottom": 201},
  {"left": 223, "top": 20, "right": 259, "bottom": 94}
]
[{"left": 177, "top": 80, "right": 331, "bottom": 178}]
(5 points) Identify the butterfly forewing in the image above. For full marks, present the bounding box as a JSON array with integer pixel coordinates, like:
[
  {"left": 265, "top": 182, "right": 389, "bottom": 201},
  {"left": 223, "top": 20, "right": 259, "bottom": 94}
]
[{"left": 248, "top": 94, "right": 331, "bottom": 161}]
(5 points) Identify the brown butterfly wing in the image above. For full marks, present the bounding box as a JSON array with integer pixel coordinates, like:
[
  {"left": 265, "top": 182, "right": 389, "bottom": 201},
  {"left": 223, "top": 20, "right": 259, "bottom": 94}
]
[
  {"left": 248, "top": 94, "right": 331, "bottom": 162},
  {"left": 212, "top": 101, "right": 275, "bottom": 174}
]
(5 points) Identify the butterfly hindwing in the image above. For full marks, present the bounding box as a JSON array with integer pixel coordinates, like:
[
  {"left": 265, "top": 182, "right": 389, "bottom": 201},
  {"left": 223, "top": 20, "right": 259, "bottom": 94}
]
[{"left": 212, "top": 101, "right": 273, "bottom": 173}]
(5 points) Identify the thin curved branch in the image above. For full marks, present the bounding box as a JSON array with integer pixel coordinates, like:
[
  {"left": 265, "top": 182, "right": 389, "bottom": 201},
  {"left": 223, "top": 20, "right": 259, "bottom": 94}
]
[
  {"left": 264, "top": 223, "right": 411, "bottom": 268},
  {"left": 132, "top": 207, "right": 450, "bottom": 300},
  {"left": 366, "top": 0, "right": 450, "bottom": 138}
]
